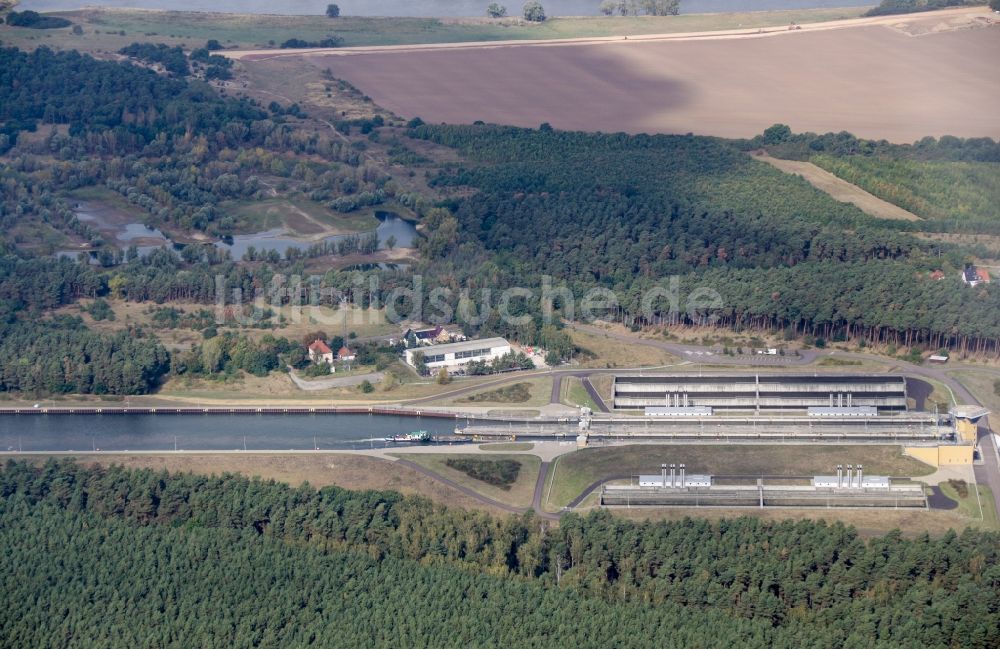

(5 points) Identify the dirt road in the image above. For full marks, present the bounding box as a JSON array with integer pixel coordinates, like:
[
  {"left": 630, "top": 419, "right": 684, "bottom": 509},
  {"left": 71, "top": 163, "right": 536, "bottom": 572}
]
[{"left": 226, "top": 8, "right": 995, "bottom": 61}]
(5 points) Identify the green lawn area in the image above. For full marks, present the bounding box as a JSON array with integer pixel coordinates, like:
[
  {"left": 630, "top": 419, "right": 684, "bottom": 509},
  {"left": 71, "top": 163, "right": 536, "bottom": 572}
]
[
  {"left": 479, "top": 442, "right": 535, "bottom": 452},
  {"left": 937, "top": 481, "right": 1000, "bottom": 531},
  {"left": 391, "top": 453, "right": 540, "bottom": 508},
  {"left": 439, "top": 377, "right": 552, "bottom": 408},
  {"left": 68, "top": 185, "right": 141, "bottom": 208},
  {"left": 219, "top": 197, "right": 378, "bottom": 236},
  {"left": 296, "top": 364, "right": 378, "bottom": 380},
  {"left": 560, "top": 376, "right": 598, "bottom": 410},
  {"left": 65, "top": 185, "right": 154, "bottom": 225},
  {"left": 543, "top": 444, "right": 935, "bottom": 510},
  {"left": 1, "top": 7, "right": 868, "bottom": 53}
]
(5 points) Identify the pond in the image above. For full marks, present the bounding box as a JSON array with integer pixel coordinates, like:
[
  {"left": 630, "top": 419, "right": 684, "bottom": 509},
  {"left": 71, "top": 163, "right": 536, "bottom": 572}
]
[
  {"left": 0, "top": 413, "right": 466, "bottom": 452},
  {"left": 216, "top": 210, "right": 417, "bottom": 260},
  {"left": 55, "top": 200, "right": 173, "bottom": 263},
  {"left": 20, "top": 0, "right": 873, "bottom": 18},
  {"left": 54, "top": 204, "right": 416, "bottom": 263}
]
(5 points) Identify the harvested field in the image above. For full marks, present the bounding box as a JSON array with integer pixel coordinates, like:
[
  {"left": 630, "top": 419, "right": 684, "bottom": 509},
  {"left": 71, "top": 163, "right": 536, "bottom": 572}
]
[
  {"left": 754, "top": 154, "right": 922, "bottom": 221},
  {"left": 270, "top": 11, "right": 1000, "bottom": 142}
]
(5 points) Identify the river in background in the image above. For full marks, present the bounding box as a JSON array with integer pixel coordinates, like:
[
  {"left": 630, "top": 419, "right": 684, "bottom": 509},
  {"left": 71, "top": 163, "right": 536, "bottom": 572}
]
[
  {"left": 0, "top": 413, "right": 468, "bottom": 452},
  {"left": 20, "top": 0, "right": 874, "bottom": 18}
]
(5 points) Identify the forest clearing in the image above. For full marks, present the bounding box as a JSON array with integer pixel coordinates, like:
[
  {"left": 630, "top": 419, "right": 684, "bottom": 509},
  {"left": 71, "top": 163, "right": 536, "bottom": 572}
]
[{"left": 753, "top": 154, "right": 923, "bottom": 221}]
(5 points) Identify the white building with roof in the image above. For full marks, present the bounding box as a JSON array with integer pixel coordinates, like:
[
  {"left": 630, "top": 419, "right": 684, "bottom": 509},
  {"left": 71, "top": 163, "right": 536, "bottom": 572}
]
[
  {"left": 638, "top": 474, "right": 712, "bottom": 488},
  {"left": 404, "top": 337, "right": 511, "bottom": 371}
]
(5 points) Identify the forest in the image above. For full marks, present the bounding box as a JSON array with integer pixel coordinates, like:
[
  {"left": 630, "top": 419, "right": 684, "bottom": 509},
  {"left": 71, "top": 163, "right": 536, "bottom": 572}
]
[
  {"left": 0, "top": 45, "right": 391, "bottom": 239},
  {"left": 2, "top": 42, "right": 1000, "bottom": 396},
  {"left": 0, "top": 317, "right": 169, "bottom": 394},
  {"left": 410, "top": 124, "right": 1000, "bottom": 356},
  {"left": 0, "top": 46, "right": 266, "bottom": 152},
  {"left": 810, "top": 154, "right": 1000, "bottom": 234},
  {"left": 743, "top": 126, "right": 1000, "bottom": 234},
  {"left": 1, "top": 460, "right": 997, "bottom": 648}
]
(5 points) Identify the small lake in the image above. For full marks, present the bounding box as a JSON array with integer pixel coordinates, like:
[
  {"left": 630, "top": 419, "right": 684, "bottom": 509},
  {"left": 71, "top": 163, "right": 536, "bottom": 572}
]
[
  {"left": 55, "top": 200, "right": 173, "bottom": 263},
  {"left": 217, "top": 211, "right": 417, "bottom": 260},
  {"left": 0, "top": 413, "right": 466, "bottom": 452},
  {"left": 55, "top": 205, "right": 416, "bottom": 263},
  {"left": 21, "top": 0, "right": 874, "bottom": 18}
]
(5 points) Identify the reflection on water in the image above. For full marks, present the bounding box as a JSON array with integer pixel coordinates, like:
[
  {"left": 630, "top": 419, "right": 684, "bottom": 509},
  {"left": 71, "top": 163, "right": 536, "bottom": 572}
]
[
  {"left": 0, "top": 413, "right": 466, "bottom": 452},
  {"left": 75, "top": 201, "right": 171, "bottom": 247},
  {"left": 55, "top": 205, "right": 417, "bottom": 264},
  {"left": 55, "top": 201, "right": 172, "bottom": 263},
  {"left": 216, "top": 211, "right": 417, "bottom": 260},
  {"left": 21, "top": 0, "right": 872, "bottom": 17}
]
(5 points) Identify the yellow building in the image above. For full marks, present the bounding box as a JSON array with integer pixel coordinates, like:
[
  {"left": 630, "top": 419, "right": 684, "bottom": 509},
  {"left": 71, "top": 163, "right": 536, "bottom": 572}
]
[
  {"left": 951, "top": 405, "right": 990, "bottom": 444},
  {"left": 905, "top": 405, "right": 989, "bottom": 467}
]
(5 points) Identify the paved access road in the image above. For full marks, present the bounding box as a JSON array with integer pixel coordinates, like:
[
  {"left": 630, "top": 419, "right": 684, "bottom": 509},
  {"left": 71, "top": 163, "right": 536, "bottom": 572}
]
[{"left": 581, "top": 377, "right": 610, "bottom": 412}]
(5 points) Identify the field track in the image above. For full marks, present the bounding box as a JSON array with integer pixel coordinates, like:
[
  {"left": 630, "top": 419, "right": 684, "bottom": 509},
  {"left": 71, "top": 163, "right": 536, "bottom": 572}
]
[{"left": 228, "top": 8, "right": 994, "bottom": 59}]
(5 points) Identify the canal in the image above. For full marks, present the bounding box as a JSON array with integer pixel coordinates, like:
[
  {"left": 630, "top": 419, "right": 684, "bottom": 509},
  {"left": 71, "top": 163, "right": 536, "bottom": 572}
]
[{"left": 0, "top": 413, "right": 469, "bottom": 452}]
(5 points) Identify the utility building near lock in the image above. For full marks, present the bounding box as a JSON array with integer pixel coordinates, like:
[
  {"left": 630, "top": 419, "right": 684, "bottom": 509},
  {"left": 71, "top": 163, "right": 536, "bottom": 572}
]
[
  {"left": 602, "top": 463, "right": 925, "bottom": 508},
  {"left": 614, "top": 373, "right": 908, "bottom": 413},
  {"left": 637, "top": 464, "right": 712, "bottom": 488}
]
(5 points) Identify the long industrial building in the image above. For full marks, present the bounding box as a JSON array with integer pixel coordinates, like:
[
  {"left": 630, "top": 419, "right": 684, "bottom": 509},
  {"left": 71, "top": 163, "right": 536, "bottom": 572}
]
[
  {"left": 613, "top": 373, "right": 908, "bottom": 413},
  {"left": 600, "top": 463, "right": 926, "bottom": 509}
]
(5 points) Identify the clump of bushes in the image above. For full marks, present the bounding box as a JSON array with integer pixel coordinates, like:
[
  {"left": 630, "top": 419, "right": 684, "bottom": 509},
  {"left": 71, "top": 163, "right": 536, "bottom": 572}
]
[
  {"left": 461, "top": 382, "right": 532, "bottom": 403},
  {"left": 280, "top": 37, "right": 342, "bottom": 49},
  {"left": 865, "top": 0, "right": 976, "bottom": 17},
  {"left": 445, "top": 458, "right": 521, "bottom": 489},
  {"left": 6, "top": 10, "right": 72, "bottom": 29},
  {"left": 119, "top": 42, "right": 189, "bottom": 76}
]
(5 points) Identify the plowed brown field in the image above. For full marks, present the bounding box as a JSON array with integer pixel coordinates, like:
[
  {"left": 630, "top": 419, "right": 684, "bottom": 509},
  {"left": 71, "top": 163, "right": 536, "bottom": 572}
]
[{"left": 261, "top": 13, "right": 999, "bottom": 142}]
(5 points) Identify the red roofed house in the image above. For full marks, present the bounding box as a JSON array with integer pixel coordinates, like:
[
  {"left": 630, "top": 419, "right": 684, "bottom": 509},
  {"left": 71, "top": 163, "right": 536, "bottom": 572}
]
[
  {"left": 929, "top": 270, "right": 945, "bottom": 281},
  {"left": 308, "top": 339, "right": 334, "bottom": 365},
  {"left": 961, "top": 265, "right": 991, "bottom": 287},
  {"left": 337, "top": 346, "right": 356, "bottom": 362}
]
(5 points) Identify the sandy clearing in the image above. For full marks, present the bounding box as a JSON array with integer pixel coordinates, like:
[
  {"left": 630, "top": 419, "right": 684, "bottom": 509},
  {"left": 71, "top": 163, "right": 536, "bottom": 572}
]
[
  {"left": 237, "top": 9, "right": 1000, "bottom": 142},
  {"left": 754, "top": 153, "right": 922, "bottom": 221}
]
